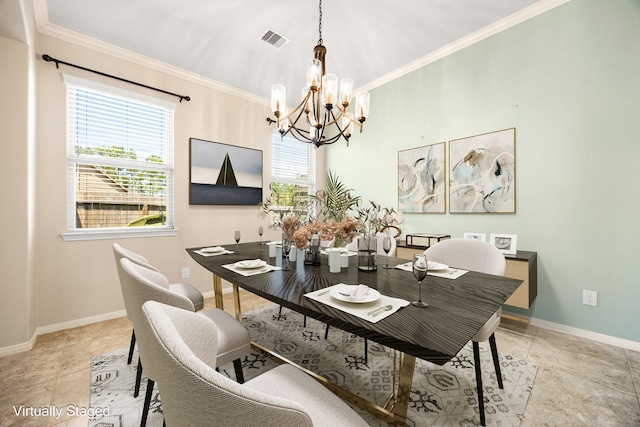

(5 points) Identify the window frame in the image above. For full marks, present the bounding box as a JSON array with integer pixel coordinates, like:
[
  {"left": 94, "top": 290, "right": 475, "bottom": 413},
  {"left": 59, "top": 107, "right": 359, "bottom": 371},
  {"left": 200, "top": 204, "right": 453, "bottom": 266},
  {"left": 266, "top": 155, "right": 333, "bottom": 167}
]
[{"left": 61, "top": 74, "right": 177, "bottom": 241}]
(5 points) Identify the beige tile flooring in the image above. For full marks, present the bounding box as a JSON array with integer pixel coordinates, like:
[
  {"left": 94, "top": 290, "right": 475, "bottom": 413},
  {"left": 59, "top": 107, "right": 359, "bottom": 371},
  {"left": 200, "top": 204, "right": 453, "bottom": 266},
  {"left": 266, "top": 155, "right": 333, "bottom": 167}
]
[{"left": 1, "top": 291, "right": 639, "bottom": 426}]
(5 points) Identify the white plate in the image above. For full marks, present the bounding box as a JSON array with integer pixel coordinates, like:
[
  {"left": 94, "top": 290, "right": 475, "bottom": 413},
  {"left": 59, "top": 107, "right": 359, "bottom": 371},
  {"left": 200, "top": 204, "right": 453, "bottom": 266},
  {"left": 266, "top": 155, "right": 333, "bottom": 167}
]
[
  {"left": 330, "top": 285, "right": 381, "bottom": 304},
  {"left": 428, "top": 261, "right": 449, "bottom": 271},
  {"left": 200, "top": 246, "right": 225, "bottom": 253},
  {"left": 235, "top": 259, "right": 267, "bottom": 269}
]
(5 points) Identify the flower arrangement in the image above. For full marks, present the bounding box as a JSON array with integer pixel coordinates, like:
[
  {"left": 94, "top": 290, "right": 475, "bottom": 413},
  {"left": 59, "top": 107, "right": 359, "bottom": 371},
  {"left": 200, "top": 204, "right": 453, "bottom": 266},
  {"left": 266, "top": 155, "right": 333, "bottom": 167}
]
[
  {"left": 292, "top": 217, "right": 359, "bottom": 249},
  {"left": 354, "top": 200, "right": 401, "bottom": 237}
]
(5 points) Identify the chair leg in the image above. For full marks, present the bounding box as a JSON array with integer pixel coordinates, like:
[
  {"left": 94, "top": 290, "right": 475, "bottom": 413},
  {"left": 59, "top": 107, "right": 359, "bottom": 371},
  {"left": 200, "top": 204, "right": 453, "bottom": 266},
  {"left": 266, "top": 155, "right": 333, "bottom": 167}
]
[
  {"left": 128, "top": 330, "right": 136, "bottom": 364},
  {"left": 134, "top": 357, "right": 143, "bottom": 398},
  {"left": 489, "top": 333, "right": 503, "bottom": 389},
  {"left": 472, "top": 341, "right": 486, "bottom": 426},
  {"left": 324, "top": 323, "right": 330, "bottom": 339},
  {"left": 140, "top": 378, "right": 154, "bottom": 427},
  {"left": 364, "top": 339, "right": 368, "bottom": 364},
  {"left": 233, "top": 358, "right": 245, "bottom": 384}
]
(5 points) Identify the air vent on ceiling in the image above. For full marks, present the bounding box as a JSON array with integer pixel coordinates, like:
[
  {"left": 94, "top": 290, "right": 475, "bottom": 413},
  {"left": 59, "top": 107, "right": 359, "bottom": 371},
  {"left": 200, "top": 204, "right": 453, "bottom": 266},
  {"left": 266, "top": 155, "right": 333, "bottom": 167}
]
[{"left": 259, "top": 28, "right": 289, "bottom": 48}]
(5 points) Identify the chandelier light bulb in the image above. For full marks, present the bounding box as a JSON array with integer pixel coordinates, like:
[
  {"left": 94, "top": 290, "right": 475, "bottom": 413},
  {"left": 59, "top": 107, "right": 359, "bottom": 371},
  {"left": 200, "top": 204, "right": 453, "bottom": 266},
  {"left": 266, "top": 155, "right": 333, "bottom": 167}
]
[
  {"left": 321, "top": 74, "right": 338, "bottom": 108},
  {"left": 339, "top": 78, "right": 353, "bottom": 107},
  {"left": 271, "top": 84, "right": 286, "bottom": 116},
  {"left": 307, "top": 59, "right": 322, "bottom": 90},
  {"left": 355, "top": 90, "right": 370, "bottom": 122}
]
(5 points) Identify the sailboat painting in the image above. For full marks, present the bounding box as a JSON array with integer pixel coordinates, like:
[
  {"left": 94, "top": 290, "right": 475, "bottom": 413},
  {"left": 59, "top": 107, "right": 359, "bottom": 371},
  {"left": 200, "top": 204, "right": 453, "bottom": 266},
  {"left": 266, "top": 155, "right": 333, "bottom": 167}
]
[{"left": 190, "top": 138, "right": 263, "bottom": 205}]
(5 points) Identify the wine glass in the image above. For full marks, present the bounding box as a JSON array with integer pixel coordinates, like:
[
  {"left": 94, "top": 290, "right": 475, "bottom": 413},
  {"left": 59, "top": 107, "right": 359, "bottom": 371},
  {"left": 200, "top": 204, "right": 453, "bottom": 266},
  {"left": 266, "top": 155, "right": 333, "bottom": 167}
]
[
  {"left": 258, "top": 226, "right": 264, "bottom": 244},
  {"left": 411, "top": 254, "right": 429, "bottom": 308},
  {"left": 382, "top": 234, "right": 392, "bottom": 269},
  {"left": 282, "top": 235, "right": 291, "bottom": 271},
  {"left": 234, "top": 230, "right": 241, "bottom": 254}
]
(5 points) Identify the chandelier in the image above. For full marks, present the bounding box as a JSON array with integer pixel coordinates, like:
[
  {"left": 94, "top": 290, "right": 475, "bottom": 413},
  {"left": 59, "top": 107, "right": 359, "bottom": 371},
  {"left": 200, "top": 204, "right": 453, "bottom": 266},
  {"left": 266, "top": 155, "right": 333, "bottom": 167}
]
[{"left": 268, "top": 0, "right": 370, "bottom": 147}]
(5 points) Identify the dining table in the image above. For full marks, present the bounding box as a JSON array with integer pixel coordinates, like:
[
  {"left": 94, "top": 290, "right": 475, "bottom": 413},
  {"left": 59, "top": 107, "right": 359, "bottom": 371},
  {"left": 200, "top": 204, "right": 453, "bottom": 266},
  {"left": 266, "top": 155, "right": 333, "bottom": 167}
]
[{"left": 187, "top": 241, "right": 522, "bottom": 423}]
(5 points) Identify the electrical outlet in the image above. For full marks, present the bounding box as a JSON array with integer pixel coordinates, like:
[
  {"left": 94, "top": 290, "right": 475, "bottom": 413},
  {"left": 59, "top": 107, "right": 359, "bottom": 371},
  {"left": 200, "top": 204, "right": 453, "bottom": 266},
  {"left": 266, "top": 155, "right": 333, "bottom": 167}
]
[
  {"left": 583, "top": 290, "right": 597, "bottom": 306},
  {"left": 181, "top": 267, "right": 190, "bottom": 279}
]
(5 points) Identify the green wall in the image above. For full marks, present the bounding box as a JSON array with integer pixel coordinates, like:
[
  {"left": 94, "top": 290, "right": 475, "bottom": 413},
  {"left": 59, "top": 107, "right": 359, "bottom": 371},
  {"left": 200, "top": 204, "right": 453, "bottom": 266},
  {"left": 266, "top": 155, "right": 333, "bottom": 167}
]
[{"left": 327, "top": 0, "right": 640, "bottom": 342}]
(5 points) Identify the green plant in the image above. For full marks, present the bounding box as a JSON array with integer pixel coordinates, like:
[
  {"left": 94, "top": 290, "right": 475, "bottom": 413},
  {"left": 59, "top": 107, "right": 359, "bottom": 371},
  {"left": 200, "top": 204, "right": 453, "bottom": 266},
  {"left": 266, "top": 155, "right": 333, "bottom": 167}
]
[{"left": 312, "top": 170, "right": 361, "bottom": 222}]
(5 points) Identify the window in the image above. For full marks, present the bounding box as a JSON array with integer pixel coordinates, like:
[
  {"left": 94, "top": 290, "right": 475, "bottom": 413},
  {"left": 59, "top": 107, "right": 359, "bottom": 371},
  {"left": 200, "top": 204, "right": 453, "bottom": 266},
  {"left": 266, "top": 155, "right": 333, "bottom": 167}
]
[
  {"left": 270, "top": 132, "right": 315, "bottom": 218},
  {"left": 62, "top": 75, "right": 176, "bottom": 241}
]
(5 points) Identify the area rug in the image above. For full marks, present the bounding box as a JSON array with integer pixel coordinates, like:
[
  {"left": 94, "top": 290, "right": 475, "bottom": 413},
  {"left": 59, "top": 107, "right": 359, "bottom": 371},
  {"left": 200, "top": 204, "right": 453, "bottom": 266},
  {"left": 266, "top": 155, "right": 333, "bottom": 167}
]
[{"left": 89, "top": 304, "right": 537, "bottom": 426}]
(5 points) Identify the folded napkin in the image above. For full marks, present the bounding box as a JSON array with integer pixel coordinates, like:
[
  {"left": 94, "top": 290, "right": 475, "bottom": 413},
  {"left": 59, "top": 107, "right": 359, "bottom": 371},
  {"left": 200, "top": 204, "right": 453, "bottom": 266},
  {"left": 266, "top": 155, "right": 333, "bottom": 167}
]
[
  {"left": 394, "top": 261, "right": 468, "bottom": 279},
  {"left": 320, "top": 248, "right": 358, "bottom": 256},
  {"left": 194, "top": 247, "right": 234, "bottom": 257},
  {"left": 304, "top": 284, "right": 409, "bottom": 323},
  {"left": 222, "top": 261, "right": 281, "bottom": 277}
]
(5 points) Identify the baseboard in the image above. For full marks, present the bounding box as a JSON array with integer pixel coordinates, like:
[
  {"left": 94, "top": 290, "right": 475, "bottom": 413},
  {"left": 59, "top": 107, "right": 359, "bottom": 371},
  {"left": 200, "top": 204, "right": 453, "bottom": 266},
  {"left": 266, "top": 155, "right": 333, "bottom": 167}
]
[
  {"left": 4, "top": 296, "right": 636, "bottom": 357},
  {"left": 0, "top": 333, "right": 38, "bottom": 357},
  {"left": 503, "top": 311, "right": 640, "bottom": 352},
  {"left": 35, "top": 309, "right": 128, "bottom": 335}
]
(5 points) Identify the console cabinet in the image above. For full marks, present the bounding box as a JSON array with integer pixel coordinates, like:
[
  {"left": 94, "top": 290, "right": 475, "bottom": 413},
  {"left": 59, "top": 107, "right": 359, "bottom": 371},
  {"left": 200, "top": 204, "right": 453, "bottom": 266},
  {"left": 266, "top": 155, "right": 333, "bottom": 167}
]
[{"left": 396, "top": 241, "right": 537, "bottom": 309}]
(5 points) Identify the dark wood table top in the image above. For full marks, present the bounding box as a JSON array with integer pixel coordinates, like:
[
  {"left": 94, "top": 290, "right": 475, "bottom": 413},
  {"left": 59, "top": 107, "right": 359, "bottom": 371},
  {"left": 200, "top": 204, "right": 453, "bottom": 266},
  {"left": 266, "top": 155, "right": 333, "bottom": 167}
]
[{"left": 187, "top": 242, "right": 522, "bottom": 365}]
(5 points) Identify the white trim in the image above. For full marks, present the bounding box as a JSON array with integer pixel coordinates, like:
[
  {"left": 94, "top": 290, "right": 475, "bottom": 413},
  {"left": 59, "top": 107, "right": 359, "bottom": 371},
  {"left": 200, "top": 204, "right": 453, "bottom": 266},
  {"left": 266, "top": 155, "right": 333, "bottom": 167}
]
[
  {"left": 35, "top": 309, "right": 128, "bottom": 336},
  {"left": 61, "top": 227, "right": 178, "bottom": 241},
  {"left": 3, "top": 301, "right": 637, "bottom": 356},
  {"left": 0, "top": 333, "right": 37, "bottom": 357},
  {"left": 358, "top": 0, "right": 571, "bottom": 93},
  {"left": 503, "top": 311, "right": 640, "bottom": 352}
]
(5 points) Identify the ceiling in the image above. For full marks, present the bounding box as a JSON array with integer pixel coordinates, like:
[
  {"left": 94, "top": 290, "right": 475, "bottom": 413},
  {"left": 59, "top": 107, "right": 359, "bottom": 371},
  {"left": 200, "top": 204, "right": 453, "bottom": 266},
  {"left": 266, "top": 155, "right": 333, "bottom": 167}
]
[{"left": 39, "top": 0, "right": 553, "bottom": 104}]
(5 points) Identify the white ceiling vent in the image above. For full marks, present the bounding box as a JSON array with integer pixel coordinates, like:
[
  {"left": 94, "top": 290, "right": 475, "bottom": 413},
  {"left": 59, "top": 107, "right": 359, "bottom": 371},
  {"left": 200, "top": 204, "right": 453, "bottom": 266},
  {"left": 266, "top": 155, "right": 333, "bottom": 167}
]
[{"left": 259, "top": 28, "right": 289, "bottom": 48}]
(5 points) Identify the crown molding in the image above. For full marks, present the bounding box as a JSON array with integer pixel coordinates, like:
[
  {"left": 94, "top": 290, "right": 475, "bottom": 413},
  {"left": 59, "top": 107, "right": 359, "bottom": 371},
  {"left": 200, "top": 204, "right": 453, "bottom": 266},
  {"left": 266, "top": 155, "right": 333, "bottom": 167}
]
[
  {"left": 359, "top": 0, "right": 571, "bottom": 92},
  {"left": 33, "top": 0, "right": 269, "bottom": 106}
]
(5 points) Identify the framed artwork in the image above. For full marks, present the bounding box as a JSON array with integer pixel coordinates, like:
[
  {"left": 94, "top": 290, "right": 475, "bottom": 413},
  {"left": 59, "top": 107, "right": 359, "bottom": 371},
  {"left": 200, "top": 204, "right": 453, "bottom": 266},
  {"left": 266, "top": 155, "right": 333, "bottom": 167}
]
[
  {"left": 449, "top": 128, "right": 515, "bottom": 213},
  {"left": 398, "top": 142, "right": 446, "bottom": 213},
  {"left": 189, "top": 138, "right": 263, "bottom": 205},
  {"left": 489, "top": 233, "right": 518, "bottom": 256},
  {"left": 463, "top": 232, "right": 487, "bottom": 242}
]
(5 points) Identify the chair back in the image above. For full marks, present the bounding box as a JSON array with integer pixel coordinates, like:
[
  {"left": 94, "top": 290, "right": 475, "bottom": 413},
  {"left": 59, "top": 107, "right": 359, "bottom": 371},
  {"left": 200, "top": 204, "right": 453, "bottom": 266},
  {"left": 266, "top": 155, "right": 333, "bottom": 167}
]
[
  {"left": 118, "top": 258, "right": 195, "bottom": 380},
  {"left": 425, "top": 238, "right": 505, "bottom": 341},
  {"left": 424, "top": 238, "right": 505, "bottom": 276},
  {"left": 140, "top": 300, "right": 314, "bottom": 427}
]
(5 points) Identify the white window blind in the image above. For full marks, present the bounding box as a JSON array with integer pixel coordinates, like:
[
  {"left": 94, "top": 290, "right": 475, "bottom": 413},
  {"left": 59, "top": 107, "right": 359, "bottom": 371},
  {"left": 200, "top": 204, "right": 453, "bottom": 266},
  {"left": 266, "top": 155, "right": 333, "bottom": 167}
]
[
  {"left": 63, "top": 75, "right": 176, "bottom": 239},
  {"left": 270, "top": 133, "right": 315, "bottom": 212},
  {"left": 272, "top": 133, "right": 315, "bottom": 186}
]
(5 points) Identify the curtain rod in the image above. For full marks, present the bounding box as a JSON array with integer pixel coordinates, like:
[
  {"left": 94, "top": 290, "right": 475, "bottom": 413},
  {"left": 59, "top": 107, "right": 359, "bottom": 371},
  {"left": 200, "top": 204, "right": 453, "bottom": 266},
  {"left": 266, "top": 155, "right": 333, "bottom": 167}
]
[{"left": 42, "top": 54, "right": 190, "bottom": 103}]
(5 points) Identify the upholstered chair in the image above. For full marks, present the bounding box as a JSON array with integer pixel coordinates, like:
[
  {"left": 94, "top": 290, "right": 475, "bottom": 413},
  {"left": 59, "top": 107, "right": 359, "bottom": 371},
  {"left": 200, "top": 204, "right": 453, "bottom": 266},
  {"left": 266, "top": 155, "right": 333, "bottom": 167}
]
[
  {"left": 112, "top": 243, "right": 204, "bottom": 365},
  {"left": 139, "top": 300, "right": 370, "bottom": 427},
  {"left": 118, "top": 258, "right": 251, "bottom": 427},
  {"left": 425, "top": 238, "right": 506, "bottom": 426}
]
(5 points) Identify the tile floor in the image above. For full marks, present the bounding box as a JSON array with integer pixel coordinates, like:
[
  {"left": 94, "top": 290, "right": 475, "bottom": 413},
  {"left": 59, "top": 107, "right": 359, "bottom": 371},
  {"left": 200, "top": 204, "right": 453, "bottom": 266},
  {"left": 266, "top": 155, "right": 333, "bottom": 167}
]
[{"left": 1, "top": 291, "right": 639, "bottom": 426}]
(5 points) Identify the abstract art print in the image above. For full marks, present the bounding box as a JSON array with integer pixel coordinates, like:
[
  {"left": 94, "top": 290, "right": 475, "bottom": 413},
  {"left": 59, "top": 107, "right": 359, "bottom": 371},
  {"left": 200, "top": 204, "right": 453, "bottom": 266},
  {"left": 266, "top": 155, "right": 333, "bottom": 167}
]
[
  {"left": 449, "top": 128, "right": 515, "bottom": 213},
  {"left": 398, "top": 142, "right": 446, "bottom": 213},
  {"left": 189, "top": 138, "right": 263, "bottom": 205}
]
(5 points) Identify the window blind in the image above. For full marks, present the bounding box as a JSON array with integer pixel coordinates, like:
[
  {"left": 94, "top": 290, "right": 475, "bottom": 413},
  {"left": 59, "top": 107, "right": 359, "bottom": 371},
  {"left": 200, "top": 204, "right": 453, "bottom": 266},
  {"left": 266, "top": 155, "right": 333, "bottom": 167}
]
[
  {"left": 271, "top": 133, "right": 315, "bottom": 187},
  {"left": 64, "top": 75, "right": 175, "bottom": 234}
]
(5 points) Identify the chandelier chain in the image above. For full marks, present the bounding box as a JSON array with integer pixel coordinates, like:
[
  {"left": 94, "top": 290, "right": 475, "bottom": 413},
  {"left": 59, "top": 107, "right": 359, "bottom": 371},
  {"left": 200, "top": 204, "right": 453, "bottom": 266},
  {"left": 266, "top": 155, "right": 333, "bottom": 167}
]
[{"left": 318, "top": 0, "right": 323, "bottom": 45}]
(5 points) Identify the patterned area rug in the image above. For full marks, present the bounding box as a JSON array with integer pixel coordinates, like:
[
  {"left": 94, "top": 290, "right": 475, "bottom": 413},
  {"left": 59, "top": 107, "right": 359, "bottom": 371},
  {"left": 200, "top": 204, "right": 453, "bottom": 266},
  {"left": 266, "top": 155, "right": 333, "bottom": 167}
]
[{"left": 90, "top": 304, "right": 537, "bottom": 426}]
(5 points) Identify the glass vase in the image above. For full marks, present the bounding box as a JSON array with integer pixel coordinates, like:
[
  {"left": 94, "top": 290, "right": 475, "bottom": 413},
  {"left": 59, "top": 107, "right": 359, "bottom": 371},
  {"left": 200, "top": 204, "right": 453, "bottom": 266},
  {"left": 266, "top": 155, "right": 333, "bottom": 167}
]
[{"left": 357, "top": 235, "right": 377, "bottom": 271}]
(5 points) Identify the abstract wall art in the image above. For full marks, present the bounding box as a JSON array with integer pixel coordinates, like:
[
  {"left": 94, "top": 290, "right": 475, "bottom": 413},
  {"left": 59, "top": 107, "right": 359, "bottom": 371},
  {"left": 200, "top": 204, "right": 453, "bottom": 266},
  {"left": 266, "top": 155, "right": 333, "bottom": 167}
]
[
  {"left": 398, "top": 142, "right": 446, "bottom": 213},
  {"left": 189, "top": 138, "right": 263, "bottom": 205},
  {"left": 449, "top": 128, "right": 516, "bottom": 213}
]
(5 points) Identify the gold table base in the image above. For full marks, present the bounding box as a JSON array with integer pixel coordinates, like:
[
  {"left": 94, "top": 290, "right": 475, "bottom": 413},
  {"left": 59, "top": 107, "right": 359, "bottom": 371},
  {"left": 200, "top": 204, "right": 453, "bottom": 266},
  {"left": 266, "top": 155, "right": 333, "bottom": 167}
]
[{"left": 214, "top": 274, "right": 415, "bottom": 423}]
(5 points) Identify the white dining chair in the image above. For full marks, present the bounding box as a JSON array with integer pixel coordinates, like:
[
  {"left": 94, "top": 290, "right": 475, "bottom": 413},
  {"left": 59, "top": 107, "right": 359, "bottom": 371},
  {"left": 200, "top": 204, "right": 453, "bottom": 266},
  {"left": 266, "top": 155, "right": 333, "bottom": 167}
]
[
  {"left": 118, "top": 258, "right": 251, "bottom": 427},
  {"left": 113, "top": 243, "right": 204, "bottom": 365},
  {"left": 425, "top": 238, "right": 506, "bottom": 426},
  {"left": 139, "top": 300, "right": 370, "bottom": 427}
]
